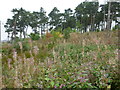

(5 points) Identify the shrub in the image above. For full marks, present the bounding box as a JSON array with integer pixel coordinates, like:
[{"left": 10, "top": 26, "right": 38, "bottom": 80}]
[
  {"left": 2, "top": 30, "right": 119, "bottom": 88},
  {"left": 13, "top": 40, "right": 31, "bottom": 52},
  {"left": 51, "top": 31, "right": 63, "bottom": 39},
  {"left": 46, "top": 32, "right": 53, "bottom": 38},
  {"left": 63, "top": 27, "right": 71, "bottom": 40},
  {"left": 112, "top": 24, "right": 120, "bottom": 31},
  {"left": 29, "top": 33, "right": 40, "bottom": 40}
]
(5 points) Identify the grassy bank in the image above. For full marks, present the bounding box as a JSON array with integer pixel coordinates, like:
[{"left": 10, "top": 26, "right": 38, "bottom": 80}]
[{"left": 1, "top": 30, "right": 120, "bottom": 88}]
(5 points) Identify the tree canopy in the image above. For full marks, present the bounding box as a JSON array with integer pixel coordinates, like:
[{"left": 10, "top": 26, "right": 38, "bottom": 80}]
[{"left": 4, "top": 1, "right": 120, "bottom": 41}]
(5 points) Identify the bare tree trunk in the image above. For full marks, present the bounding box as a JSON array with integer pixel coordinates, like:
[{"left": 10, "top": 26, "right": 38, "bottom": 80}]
[
  {"left": 23, "top": 30, "right": 26, "bottom": 39},
  {"left": 103, "top": 6, "right": 106, "bottom": 31},
  {"left": 8, "top": 33, "right": 10, "bottom": 41},
  {"left": 92, "top": 15, "right": 95, "bottom": 31},
  {"left": 106, "top": 2, "right": 111, "bottom": 30},
  {"left": 13, "top": 19, "right": 17, "bottom": 38},
  {"left": 90, "top": 15, "right": 93, "bottom": 31},
  {"left": 20, "top": 32, "right": 22, "bottom": 39},
  {"left": 25, "top": 26, "right": 28, "bottom": 38},
  {"left": 41, "top": 25, "right": 42, "bottom": 35},
  {"left": 11, "top": 19, "right": 17, "bottom": 40}
]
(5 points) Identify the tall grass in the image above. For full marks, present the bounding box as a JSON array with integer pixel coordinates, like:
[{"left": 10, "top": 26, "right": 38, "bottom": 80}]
[{"left": 1, "top": 30, "right": 120, "bottom": 88}]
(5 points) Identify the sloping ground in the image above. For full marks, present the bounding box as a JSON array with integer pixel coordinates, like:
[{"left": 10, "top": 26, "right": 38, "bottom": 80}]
[{"left": 1, "top": 30, "right": 120, "bottom": 88}]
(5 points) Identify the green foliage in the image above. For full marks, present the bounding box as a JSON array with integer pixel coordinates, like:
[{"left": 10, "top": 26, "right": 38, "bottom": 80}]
[
  {"left": 96, "top": 29, "right": 100, "bottom": 32},
  {"left": 47, "top": 43, "right": 55, "bottom": 50},
  {"left": 54, "top": 27, "right": 63, "bottom": 33},
  {"left": 63, "top": 27, "right": 71, "bottom": 39},
  {"left": 112, "top": 25, "right": 120, "bottom": 31},
  {"left": 48, "top": 7, "right": 61, "bottom": 28},
  {"left": 13, "top": 39, "right": 31, "bottom": 52},
  {"left": 1, "top": 44, "right": 12, "bottom": 55},
  {"left": 29, "top": 33, "right": 40, "bottom": 40},
  {"left": 62, "top": 27, "right": 77, "bottom": 40},
  {"left": 2, "top": 30, "right": 120, "bottom": 88},
  {"left": 4, "top": 2, "right": 120, "bottom": 42},
  {"left": 76, "top": 21, "right": 82, "bottom": 32},
  {"left": 51, "top": 30, "right": 63, "bottom": 39}
]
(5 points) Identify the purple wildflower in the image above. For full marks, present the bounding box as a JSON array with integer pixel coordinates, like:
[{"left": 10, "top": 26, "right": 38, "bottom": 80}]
[
  {"left": 54, "top": 86, "right": 57, "bottom": 88},
  {"left": 79, "top": 77, "right": 87, "bottom": 82},
  {"left": 59, "top": 84, "right": 65, "bottom": 88}
]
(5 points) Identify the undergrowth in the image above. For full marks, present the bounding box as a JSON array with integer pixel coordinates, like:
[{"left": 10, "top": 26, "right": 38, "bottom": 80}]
[{"left": 1, "top": 30, "right": 120, "bottom": 88}]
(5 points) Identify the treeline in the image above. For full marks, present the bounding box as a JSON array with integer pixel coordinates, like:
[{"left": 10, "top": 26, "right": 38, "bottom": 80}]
[{"left": 4, "top": 1, "right": 120, "bottom": 41}]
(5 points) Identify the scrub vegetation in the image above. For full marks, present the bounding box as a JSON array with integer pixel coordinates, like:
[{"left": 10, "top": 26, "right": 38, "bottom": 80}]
[
  {"left": 1, "top": 1, "right": 120, "bottom": 89},
  {"left": 1, "top": 30, "right": 120, "bottom": 88}
]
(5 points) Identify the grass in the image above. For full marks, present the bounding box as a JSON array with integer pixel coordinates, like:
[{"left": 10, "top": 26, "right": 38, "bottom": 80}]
[{"left": 1, "top": 30, "right": 120, "bottom": 88}]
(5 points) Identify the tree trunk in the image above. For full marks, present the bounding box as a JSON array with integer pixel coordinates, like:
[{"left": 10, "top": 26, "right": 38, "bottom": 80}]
[
  {"left": 13, "top": 19, "right": 17, "bottom": 39},
  {"left": 84, "top": 26, "right": 87, "bottom": 33},
  {"left": 20, "top": 32, "right": 22, "bottom": 39},
  {"left": 41, "top": 25, "right": 42, "bottom": 35},
  {"left": 90, "top": 15, "right": 93, "bottom": 31},
  {"left": 7, "top": 33, "right": 9, "bottom": 41},
  {"left": 106, "top": 2, "right": 111, "bottom": 30},
  {"left": 92, "top": 15, "right": 95, "bottom": 31},
  {"left": 103, "top": 11, "right": 106, "bottom": 31},
  {"left": 25, "top": 26, "right": 28, "bottom": 38},
  {"left": 23, "top": 30, "right": 26, "bottom": 39}
]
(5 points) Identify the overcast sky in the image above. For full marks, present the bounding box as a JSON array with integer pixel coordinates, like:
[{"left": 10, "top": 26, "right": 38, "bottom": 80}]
[{"left": 0, "top": 0, "right": 105, "bottom": 41}]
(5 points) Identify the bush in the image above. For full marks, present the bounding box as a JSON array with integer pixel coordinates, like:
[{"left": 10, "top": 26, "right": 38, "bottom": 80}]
[
  {"left": 63, "top": 27, "right": 71, "bottom": 40},
  {"left": 46, "top": 32, "right": 53, "bottom": 38},
  {"left": 13, "top": 40, "right": 31, "bottom": 52},
  {"left": 62, "top": 27, "right": 77, "bottom": 40},
  {"left": 29, "top": 33, "right": 40, "bottom": 40},
  {"left": 112, "top": 24, "right": 120, "bottom": 31},
  {"left": 2, "top": 30, "right": 119, "bottom": 88},
  {"left": 51, "top": 31, "right": 63, "bottom": 39}
]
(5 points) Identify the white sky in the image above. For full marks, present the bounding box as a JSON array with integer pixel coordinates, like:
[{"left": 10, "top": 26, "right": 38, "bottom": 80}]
[{"left": 0, "top": 0, "right": 105, "bottom": 41}]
